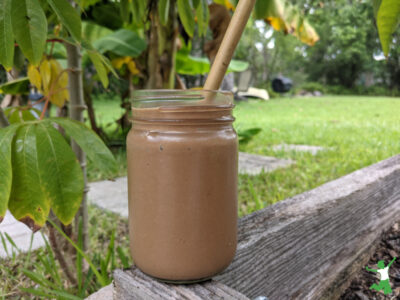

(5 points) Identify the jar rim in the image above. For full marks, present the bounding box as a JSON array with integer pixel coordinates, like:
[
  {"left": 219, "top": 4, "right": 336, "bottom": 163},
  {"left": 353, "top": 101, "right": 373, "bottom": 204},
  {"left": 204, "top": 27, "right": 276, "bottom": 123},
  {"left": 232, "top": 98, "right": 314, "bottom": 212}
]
[{"left": 131, "top": 89, "right": 234, "bottom": 109}]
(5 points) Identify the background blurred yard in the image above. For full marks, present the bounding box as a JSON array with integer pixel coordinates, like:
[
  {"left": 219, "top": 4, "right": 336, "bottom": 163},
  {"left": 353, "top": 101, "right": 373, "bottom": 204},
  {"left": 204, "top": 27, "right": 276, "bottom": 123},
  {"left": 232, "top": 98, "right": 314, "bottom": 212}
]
[{"left": 85, "top": 95, "right": 400, "bottom": 216}]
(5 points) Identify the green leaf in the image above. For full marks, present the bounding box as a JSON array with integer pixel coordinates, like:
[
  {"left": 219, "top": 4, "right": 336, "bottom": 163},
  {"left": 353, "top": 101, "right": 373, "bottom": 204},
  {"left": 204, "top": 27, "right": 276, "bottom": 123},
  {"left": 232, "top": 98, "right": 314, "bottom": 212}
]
[
  {"left": 0, "top": 0, "right": 15, "bottom": 70},
  {"left": 46, "top": 118, "right": 118, "bottom": 176},
  {"left": 82, "top": 21, "right": 113, "bottom": 45},
  {"left": 0, "top": 124, "right": 20, "bottom": 223},
  {"left": 176, "top": 51, "right": 249, "bottom": 75},
  {"left": 130, "top": 0, "right": 147, "bottom": 26},
  {"left": 177, "top": 0, "right": 195, "bottom": 37},
  {"left": 5, "top": 107, "right": 41, "bottom": 124},
  {"left": 8, "top": 124, "right": 51, "bottom": 231},
  {"left": 120, "top": 0, "right": 131, "bottom": 23},
  {"left": 47, "top": 0, "right": 82, "bottom": 42},
  {"left": 0, "top": 77, "right": 30, "bottom": 95},
  {"left": 376, "top": 0, "right": 400, "bottom": 56},
  {"left": 93, "top": 29, "right": 147, "bottom": 57},
  {"left": 373, "top": 0, "right": 382, "bottom": 18},
  {"left": 196, "top": 0, "right": 209, "bottom": 37},
  {"left": 87, "top": 50, "right": 109, "bottom": 88},
  {"left": 11, "top": 0, "right": 47, "bottom": 65},
  {"left": 158, "top": 0, "right": 170, "bottom": 26},
  {"left": 35, "top": 123, "right": 84, "bottom": 225}
]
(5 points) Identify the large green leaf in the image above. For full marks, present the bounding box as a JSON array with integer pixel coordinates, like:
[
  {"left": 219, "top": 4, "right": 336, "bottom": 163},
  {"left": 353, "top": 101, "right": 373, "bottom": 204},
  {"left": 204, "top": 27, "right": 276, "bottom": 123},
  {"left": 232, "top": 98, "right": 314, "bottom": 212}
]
[
  {"left": 376, "top": 0, "right": 400, "bottom": 56},
  {"left": 158, "top": 0, "right": 170, "bottom": 26},
  {"left": 8, "top": 124, "right": 51, "bottom": 231},
  {"left": 373, "top": 0, "right": 382, "bottom": 18},
  {"left": 5, "top": 107, "right": 41, "bottom": 124},
  {"left": 35, "top": 123, "right": 83, "bottom": 225},
  {"left": 11, "top": 0, "right": 47, "bottom": 65},
  {"left": 176, "top": 52, "right": 249, "bottom": 75},
  {"left": 177, "top": 0, "right": 195, "bottom": 37},
  {"left": 0, "top": 124, "right": 20, "bottom": 223},
  {"left": 47, "top": 0, "right": 82, "bottom": 42},
  {"left": 87, "top": 50, "right": 109, "bottom": 87},
  {"left": 0, "top": 0, "right": 14, "bottom": 70},
  {"left": 0, "top": 77, "right": 30, "bottom": 95},
  {"left": 46, "top": 118, "right": 118, "bottom": 176},
  {"left": 93, "top": 29, "right": 147, "bottom": 57},
  {"left": 82, "top": 22, "right": 113, "bottom": 45},
  {"left": 196, "top": 0, "right": 209, "bottom": 37}
]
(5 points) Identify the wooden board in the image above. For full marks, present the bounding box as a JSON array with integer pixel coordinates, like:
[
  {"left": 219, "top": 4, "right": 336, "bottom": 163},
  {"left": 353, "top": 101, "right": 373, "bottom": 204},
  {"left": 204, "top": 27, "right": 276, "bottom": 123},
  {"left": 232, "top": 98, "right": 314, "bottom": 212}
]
[
  {"left": 113, "top": 269, "right": 250, "bottom": 300},
  {"left": 216, "top": 154, "right": 400, "bottom": 299},
  {"left": 93, "top": 154, "right": 400, "bottom": 300}
]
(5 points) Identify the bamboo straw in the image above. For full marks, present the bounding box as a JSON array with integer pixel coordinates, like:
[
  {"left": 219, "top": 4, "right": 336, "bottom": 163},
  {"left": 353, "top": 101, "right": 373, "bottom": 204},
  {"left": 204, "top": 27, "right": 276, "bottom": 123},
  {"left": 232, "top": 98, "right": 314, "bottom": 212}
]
[{"left": 203, "top": 0, "right": 257, "bottom": 91}]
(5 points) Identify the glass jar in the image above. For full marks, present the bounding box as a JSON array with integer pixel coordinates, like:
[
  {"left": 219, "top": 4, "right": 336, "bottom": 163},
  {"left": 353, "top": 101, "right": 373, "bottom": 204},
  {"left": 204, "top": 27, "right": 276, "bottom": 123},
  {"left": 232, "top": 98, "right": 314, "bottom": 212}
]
[{"left": 127, "top": 90, "right": 238, "bottom": 282}]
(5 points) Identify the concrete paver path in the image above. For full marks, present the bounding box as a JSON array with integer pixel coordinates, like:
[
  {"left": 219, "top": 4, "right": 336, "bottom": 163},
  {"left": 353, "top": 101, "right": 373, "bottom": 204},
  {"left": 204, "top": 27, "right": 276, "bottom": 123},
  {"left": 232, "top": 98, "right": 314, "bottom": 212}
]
[
  {"left": 88, "top": 152, "right": 293, "bottom": 217},
  {"left": 0, "top": 211, "right": 47, "bottom": 258}
]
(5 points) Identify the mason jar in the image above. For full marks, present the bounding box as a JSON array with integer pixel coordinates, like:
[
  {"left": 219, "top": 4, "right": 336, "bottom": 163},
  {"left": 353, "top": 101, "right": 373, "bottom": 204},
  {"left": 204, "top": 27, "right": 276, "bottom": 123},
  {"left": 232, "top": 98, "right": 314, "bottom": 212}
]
[{"left": 127, "top": 90, "right": 238, "bottom": 282}]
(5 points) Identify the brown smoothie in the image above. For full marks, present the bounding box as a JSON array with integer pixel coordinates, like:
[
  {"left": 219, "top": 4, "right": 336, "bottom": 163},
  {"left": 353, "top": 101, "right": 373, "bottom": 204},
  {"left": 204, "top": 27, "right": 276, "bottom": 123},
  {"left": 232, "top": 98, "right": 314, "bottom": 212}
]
[{"left": 127, "top": 91, "right": 238, "bottom": 282}]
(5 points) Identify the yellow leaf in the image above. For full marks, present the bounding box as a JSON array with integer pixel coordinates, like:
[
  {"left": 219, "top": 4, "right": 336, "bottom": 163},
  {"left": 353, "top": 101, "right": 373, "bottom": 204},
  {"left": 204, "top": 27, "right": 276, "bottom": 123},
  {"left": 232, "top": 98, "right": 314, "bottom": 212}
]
[
  {"left": 290, "top": 18, "right": 319, "bottom": 46},
  {"left": 111, "top": 57, "right": 126, "bottom": 69},
  {"left": 127, "top": 60, "right": 140, "bottom": 75},
  {"left": 27, "top": 65, "right": 42, "bottom": 92},
  {"left": 39, "top": 59, "right": 52, "bottom": 95},
  {"left": 266, "top": 17, "right": 287, "bottom": 32},
  {"left": 48, "top": 59, "right": 69, "bottom": 107},
  {"left": 224, "top": 0, "right": 235, "bottom": 11}
]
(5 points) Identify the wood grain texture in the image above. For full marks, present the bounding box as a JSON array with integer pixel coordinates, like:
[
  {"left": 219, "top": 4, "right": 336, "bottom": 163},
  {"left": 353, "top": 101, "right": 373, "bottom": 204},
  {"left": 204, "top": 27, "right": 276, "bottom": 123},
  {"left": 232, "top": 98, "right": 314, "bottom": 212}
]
[
  {"left": 113, "top": 268, "right": 250, "bottom": 300},
  {"left": 215, "top": 154, "right": 400, "bottom": 299},
  {"left": 110, "top": 154, "right": 400, "bottom": 300}
]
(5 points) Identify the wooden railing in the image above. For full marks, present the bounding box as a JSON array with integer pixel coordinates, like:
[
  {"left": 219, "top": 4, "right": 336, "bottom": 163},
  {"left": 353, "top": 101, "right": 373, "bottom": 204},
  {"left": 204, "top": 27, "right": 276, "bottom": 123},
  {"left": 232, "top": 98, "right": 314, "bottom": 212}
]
[{"left": 87, "top": 154, "right": 400, "bottom": 300}]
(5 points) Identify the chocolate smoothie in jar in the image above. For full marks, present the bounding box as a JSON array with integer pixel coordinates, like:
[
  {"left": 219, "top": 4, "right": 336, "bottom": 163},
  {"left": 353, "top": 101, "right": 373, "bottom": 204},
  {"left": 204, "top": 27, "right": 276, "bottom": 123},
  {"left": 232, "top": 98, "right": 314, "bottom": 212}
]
[{"left": 127, "top": 90, "right": 237, "bottom": 282}]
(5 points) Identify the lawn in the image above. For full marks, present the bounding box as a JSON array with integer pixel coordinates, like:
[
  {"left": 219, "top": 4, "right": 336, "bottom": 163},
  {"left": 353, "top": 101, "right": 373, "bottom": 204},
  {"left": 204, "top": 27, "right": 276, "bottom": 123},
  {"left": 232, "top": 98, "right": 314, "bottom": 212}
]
[
  {"left": 88, "top": 95, "right": 400, "bottom": 216},
  {"left": 3, "top": 95, "right": 400, "bottom": 298}
]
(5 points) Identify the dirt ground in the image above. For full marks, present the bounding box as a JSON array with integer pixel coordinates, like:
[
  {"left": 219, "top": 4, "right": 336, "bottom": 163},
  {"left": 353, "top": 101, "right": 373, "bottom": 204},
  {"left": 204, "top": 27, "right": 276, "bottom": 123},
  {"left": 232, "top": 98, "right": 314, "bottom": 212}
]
[{"left": 340, "top": 221, "right": 400, "bottom": 300}]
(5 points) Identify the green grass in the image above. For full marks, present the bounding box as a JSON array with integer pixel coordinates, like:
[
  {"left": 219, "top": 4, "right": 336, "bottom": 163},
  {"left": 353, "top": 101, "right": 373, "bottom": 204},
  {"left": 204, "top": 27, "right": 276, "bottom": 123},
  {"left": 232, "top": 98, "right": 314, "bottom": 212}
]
[
  {"left": 235, "top": 96, "right": 400, "bottom": 215},
  {"left": 87, "top": 96, "right": 400, "bottom": 216}
]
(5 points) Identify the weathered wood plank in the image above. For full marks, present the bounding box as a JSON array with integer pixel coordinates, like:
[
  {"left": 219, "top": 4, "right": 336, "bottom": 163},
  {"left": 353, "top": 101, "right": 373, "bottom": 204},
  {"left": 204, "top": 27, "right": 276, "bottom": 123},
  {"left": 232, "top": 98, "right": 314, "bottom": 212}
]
[
  {"left": 113, "top": 268, "right": 250, "bottom": 300},
  {"left": 110, "top": 154, "right": 400, "bottom": 300},
  {"left": 215, "top": 154, "right": 400, "bottom": 299}
]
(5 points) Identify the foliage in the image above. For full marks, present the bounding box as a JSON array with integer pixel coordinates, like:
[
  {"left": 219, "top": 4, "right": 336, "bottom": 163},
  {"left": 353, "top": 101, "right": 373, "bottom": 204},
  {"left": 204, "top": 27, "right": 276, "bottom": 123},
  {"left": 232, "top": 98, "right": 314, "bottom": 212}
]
[
  {"left": 0, "top": 205, "right": 131, "bottom": 299},
  {"left": 238, "top": 127, "right": 262, "bottom": 145},
  {"left": 297, "top": 82, "right": 326, "bottom": 93},
  {"left": 0, "top": 118, "right": 116, "bottom": 230},
  {"left": 28, "top": 58, "right": 69, "bottom": 107},
  {"left": 176, "top": 51, "right": 249, "bottom": 75},
  {"left": 303, "top": 1, "right": 377, "bottom": 88},
  {"left": 219, "top": 0, "right": 319, "bottom": 45},
  {"left": 375, "top": 0, "right": 400, "bottom": 56}
]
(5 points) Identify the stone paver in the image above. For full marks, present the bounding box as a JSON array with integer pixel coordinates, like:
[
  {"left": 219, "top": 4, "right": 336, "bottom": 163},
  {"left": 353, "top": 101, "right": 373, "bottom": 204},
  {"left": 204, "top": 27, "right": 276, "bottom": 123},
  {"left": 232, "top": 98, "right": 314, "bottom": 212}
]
[
  {"left": 272, "top": 143, "right": 328, "bottom": 155},
  {"left": 89, "top": 177, "right": 128, "bottom": 217},
  {"left": 0, "top": 211, "right": 47, "bottom": 258},
  {"left": 88, "top": 152, "right": 293, "bottom": 217},
  {"left": 238, "top": 152, "right": 293, "bottom": 175}
]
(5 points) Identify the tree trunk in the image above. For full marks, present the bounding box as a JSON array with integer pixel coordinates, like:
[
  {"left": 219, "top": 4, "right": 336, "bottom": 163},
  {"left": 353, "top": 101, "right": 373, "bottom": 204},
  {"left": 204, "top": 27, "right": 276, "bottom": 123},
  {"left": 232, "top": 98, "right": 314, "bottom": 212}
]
[
  {"left": 146, "top": 0, "right": 178, "bottom": 89},
  {"left": 0, "top": 107, "right": 9, "bottom": 128},
  {"left": 66, "top": 42, "right": 89, "bottom": 251}
]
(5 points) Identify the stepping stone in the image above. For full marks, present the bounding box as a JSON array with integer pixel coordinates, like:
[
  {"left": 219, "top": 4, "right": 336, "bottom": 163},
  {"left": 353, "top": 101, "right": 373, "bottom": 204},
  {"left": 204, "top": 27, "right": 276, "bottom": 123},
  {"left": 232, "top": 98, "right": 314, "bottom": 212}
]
[
  {"left": 88, "top": 152, "right": 294, "bottom": 217},
  {"left": 238, "top": 152, "right": 293, "bottom": 175},
  {"left": 272, "top": 143, "right": 327, "bottom": 155},
  {"left": 89, "top": 177, "right": 129, "bottom": 217},
  {"left": 0, "top": 211, "right": 47, "bottom": 258}
]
